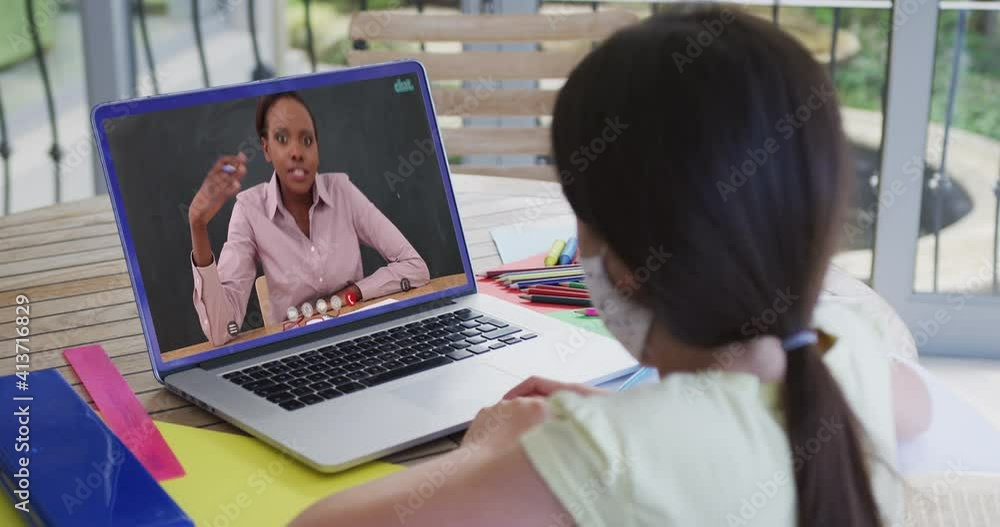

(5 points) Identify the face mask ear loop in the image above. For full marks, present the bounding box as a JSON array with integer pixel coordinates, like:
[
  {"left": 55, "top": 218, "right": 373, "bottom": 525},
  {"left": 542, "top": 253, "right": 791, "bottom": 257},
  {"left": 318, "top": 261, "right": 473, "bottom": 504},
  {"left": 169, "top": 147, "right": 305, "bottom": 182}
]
[{"left": 595, "top": 245, "right": 611, "bottom": 279}]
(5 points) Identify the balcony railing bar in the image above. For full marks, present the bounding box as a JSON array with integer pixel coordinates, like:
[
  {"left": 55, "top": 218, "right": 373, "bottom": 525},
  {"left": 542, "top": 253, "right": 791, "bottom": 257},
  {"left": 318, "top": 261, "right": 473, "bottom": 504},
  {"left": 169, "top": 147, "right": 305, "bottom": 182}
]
[
  {"left": 134, "top": 0, "right": 161, "bottom": 94},
  {"left": 0, "top": 85, "right": 9, "bottom": 216},
  {"left": 304, "top": 0, "right": 318, "bottom": 72},
  {"left": 829, "top": 7, "right": 841, "bottom": 79},
  {"left": 25, "top": 0, "right": 62, "bottom": 204},
  {"left": 192, "top": 0, "right": 212, "bottom": 87},
  {"left": 930, "top": 9, "right": 967, "bottom": 292},
  {"left": 994, "top": 168, "right": 999, "bottom": 294},
  {"left": 248, "top": 0, "right": 275, "bottom": 80}
]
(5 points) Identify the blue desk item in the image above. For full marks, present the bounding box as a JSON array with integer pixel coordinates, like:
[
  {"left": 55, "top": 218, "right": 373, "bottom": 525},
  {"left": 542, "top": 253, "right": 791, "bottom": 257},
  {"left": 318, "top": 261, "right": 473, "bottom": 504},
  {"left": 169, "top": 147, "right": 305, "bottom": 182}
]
[
  {"left": 0, "top": 369, "right": 192, "bottom": 527},
  {"left": 617, "top": 367, "right": 657, "bottom": 391},
  {"left": 558, "top": 237, "right": 578, "bottom": 265}
]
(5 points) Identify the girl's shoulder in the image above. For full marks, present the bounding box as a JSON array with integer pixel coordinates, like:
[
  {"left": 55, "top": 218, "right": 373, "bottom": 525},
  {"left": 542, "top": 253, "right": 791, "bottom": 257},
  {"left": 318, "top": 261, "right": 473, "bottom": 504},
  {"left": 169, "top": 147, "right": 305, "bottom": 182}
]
[
  {"left": 521, "top": 374, "right": 796, "bottom": 526},
  {"left": 812, "top": 295, "right": 896, "bottom": 412}
]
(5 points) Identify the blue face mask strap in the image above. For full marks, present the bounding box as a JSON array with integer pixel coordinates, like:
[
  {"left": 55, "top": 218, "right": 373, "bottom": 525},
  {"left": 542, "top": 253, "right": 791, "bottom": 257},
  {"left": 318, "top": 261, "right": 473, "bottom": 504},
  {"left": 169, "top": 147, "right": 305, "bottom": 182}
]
[{"left": 782, "top": 330, "right": 819, "bottom": 352}]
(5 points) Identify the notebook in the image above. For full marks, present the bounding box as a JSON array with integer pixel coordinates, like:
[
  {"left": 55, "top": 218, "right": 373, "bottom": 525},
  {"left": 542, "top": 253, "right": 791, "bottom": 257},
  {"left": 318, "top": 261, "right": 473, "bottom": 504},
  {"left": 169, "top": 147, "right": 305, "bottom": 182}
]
[{"left": 0, "top": 369, "right": 191, "bottom": 526}]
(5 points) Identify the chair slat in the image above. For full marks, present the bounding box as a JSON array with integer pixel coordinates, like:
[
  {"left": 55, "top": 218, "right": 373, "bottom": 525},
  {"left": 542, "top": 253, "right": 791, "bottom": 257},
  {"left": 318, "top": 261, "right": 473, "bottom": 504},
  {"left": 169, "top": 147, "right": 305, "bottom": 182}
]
[
  {"left": 442, "top": 127, "right": 550, "bottom": 155},
  {"left": 350, "top": 11, "right": 638, "bottom": 42},
  {"left": 432, "top": 89, "right": 557, "bottom": 116},
  {"left": 453, "top": 164, "right": 557, "bottom": 181},
  {"left": 347, "top": 50, "right": 586, "bottom": 81}
]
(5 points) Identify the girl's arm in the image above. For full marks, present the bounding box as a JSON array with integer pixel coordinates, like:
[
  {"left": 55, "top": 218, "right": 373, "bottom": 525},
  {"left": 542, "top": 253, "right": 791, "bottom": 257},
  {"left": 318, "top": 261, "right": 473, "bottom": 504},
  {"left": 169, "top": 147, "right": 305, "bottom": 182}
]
[
  {"left": 891, "top": 358, "right": 932, "bottom": 442},
  {"left": 822, "top": 266, "right": 931, "bottom": 441},
  {"left": 291, "top": 398, "right": 568, "bottom": 527}
]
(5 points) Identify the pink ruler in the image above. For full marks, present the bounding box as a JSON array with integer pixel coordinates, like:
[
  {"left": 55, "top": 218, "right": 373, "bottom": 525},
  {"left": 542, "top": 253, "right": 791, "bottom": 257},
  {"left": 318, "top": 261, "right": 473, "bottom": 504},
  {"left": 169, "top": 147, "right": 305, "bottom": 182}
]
[{"left": 64, "top": 345, "right": 185, "bottom": 481}]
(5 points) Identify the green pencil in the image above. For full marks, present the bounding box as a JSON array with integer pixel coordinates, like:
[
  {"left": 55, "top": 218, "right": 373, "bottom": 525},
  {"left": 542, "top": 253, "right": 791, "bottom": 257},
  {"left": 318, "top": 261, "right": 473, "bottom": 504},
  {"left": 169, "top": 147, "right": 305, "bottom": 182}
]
[{"left": 558, "top": 281, "right": 588, "bottom": 289}]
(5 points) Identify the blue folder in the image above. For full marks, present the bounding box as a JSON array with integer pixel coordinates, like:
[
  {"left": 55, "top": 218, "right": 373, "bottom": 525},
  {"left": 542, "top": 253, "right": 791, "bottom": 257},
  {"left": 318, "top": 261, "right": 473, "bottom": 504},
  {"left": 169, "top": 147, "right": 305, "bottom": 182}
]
[{"left": 0, "top": 369, "right": 191, "bottom": 526}]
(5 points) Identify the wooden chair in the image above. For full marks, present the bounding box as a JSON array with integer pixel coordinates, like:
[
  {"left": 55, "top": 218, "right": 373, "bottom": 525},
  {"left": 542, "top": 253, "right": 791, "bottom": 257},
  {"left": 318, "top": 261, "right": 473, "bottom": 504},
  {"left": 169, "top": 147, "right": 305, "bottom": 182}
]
[
  {"left": 347, "top": 10, "right": 639, "bottom": 181},
  {"left": 255, "top": 275, "right": 272, "bottom": 326}
]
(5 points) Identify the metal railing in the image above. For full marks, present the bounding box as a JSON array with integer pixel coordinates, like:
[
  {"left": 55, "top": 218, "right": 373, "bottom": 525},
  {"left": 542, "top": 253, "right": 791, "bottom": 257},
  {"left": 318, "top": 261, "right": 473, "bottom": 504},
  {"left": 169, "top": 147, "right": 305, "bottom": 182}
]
[
  {"left": 0, "top": 85, "right": 9, "bottom": 216},
  {"left": 995, "top": 164, "right": 1000, "bottom": 293},
  {"left": 192, "top": 0, "right": 212, "bottom": 86},
  {"left": 135, "top": 0, "right": 160, "bottom": 94},
  {"left": 25, "top": 0, "right": 63, "bottom": 206}
]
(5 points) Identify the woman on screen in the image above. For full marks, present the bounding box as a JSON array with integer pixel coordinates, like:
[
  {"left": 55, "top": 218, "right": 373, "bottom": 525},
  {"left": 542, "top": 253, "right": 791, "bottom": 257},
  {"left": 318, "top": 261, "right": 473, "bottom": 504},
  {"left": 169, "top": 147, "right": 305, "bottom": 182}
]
[{"left": 188, "top": 91, "right": 430, "bottom": 346}]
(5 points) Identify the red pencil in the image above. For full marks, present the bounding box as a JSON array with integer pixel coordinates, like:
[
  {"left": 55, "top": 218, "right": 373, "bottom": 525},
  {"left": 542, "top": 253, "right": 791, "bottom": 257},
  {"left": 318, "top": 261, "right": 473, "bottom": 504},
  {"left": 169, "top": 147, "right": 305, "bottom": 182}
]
[
  {"left": 524, "top": 287, "right": 591, "bottom": 299},
  {"left": 481, "top": 264, "right": 581, "bottom": 278}
]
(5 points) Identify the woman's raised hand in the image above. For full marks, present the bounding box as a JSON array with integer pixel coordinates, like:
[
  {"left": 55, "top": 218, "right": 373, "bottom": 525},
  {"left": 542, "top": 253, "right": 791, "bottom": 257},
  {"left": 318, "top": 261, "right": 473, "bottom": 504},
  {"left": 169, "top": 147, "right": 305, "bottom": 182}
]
[{"left": 189, "top": 153, "right": 248, "bottom": 227}]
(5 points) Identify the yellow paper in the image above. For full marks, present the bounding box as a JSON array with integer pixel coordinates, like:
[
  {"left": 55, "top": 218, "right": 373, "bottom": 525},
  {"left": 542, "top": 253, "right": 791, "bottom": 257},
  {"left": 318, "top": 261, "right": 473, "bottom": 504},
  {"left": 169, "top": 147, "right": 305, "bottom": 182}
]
[{"left": 1, "top": 421, "right": 402, "bottom": 526}]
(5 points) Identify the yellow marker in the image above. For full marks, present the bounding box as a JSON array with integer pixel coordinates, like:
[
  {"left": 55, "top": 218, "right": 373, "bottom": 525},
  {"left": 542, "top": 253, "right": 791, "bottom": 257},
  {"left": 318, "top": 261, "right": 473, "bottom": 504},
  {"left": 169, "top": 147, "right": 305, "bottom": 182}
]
[{"left": 544, "top": 239, "right": 566, "bottom": 266}]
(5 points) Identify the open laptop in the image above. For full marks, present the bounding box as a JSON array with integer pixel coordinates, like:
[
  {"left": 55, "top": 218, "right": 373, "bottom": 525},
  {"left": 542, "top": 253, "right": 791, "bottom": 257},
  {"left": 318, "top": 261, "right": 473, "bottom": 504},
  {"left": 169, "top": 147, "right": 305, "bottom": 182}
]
[{"left": 91, "top": 60, "right": 637, "bottom": 472}]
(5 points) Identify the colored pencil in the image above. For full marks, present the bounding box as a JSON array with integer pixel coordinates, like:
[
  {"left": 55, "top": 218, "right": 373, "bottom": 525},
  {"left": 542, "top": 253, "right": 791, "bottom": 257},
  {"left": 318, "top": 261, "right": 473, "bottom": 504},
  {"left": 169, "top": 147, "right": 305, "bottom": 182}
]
[
  {"left": 500, "top": 269, "right": 583, "bottom": 283},
  {"left": 509, "top": 276, "right": 585, "bottom": 289},
  {"left": 524, "top": 287, "right": 590, "bottom": 299},
  {"left": 575, "top": 307, "right": 600, "bottom": 317},
  {"left": 481, "top": 263, "right": 581, "bottom": 278},
  {"left": 518, "top": 294, "right": 592, "bottom": 306},
  {"left": 525, "top": 284, "right": 589, "bottom": 295},
  {"left": 559, "top": 281, "right": 588, "bottom": 289},
  {"left": 527, "top": 284, "right": 587, "bottom": 294},
  {"left": 492, "top": 265, "right": 581, "bottom": 279},
  {"left": 502, "top": 271, "right": 583, "bottom": 283}
]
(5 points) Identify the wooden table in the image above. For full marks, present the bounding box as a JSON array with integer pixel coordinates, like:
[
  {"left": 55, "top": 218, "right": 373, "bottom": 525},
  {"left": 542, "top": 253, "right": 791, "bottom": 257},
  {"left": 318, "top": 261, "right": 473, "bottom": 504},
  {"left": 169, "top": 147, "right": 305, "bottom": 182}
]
[{"left": 0, "top": 174, "right": 574, "bottom": 463}]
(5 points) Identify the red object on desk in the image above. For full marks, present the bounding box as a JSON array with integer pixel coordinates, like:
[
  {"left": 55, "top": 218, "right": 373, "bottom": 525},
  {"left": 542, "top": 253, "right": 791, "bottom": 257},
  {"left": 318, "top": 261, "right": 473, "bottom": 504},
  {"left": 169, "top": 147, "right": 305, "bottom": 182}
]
[
  {"left": 524, "top": 287, "right": 590, "bottom": 299},
  {"left": 478, "top": 253, "right": 580, "bottom": 314},
  {"left": 64, "top": 345, "right": 186, "bottom": 482},
  {"left": 481, "top": 263, "right": 581, "bottom": 279}
]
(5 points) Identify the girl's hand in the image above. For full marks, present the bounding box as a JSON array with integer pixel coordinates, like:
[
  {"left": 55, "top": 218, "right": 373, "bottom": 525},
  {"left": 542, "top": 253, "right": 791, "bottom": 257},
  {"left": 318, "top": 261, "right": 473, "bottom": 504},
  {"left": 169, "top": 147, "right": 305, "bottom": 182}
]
[
  {"left": 461, "top": 397, "right": 549, "bottom": 453},
  {"left": 502, "top": 375, "right": 609, "bottom": 400},
  {"left": 189, "top": 153, "right": 247, "bottom": 227}
]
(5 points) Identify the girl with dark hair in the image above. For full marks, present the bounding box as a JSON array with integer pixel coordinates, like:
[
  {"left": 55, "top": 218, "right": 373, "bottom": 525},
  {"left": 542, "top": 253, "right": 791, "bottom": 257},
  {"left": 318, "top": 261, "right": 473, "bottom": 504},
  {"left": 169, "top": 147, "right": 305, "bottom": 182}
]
[
  {"left": 189, "top": 92, "right": 429, "bottom": 346},
  {"left": 291, "top": 8, "right": 926, "bottom": 526}
]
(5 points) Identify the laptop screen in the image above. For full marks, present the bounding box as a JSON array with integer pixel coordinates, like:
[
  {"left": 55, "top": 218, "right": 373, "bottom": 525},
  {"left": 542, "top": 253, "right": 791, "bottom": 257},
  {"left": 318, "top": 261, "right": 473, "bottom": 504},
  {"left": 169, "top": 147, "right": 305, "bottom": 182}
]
[{"left": 95, "top": 63, "right": 473, "bottom": 368}]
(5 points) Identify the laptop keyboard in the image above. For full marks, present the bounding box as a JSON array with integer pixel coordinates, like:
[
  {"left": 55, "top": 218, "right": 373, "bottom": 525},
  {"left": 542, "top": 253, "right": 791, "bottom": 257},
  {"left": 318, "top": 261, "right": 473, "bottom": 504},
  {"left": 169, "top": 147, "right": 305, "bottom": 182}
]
[{"left": 221, "top": 308, "right": 536, "bottom": 411}]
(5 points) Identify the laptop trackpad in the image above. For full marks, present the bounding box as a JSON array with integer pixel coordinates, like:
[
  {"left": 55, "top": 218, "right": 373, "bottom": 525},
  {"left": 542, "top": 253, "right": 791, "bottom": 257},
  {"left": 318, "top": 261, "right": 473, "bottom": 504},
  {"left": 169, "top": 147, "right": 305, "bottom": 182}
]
[{"left": 389, "top": 363, "right": 521, "bottom": 418}]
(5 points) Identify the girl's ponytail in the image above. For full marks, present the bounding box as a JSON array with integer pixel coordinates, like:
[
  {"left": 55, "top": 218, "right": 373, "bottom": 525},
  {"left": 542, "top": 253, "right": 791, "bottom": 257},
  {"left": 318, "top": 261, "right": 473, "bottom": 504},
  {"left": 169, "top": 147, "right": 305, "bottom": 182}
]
[{"left": 783, "top": 340, "right": 881, "bottom": 526}]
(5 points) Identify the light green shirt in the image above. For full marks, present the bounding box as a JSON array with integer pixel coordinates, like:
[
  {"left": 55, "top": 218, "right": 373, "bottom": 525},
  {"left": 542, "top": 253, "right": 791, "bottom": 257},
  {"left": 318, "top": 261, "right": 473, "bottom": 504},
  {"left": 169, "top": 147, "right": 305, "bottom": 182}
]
[{"left": 520, "top": 297, "right": 902, "bottom": 526}]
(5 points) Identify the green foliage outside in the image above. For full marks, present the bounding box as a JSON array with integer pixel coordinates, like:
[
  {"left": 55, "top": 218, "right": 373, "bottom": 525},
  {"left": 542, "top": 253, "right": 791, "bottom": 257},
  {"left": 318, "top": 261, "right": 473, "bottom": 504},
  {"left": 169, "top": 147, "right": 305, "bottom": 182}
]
[
  {"left": 810, "top": 8, "right": 998, "bottom": 140},
  {"left": 0, "top": 0, "right": 56, "bottom": 70}
]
